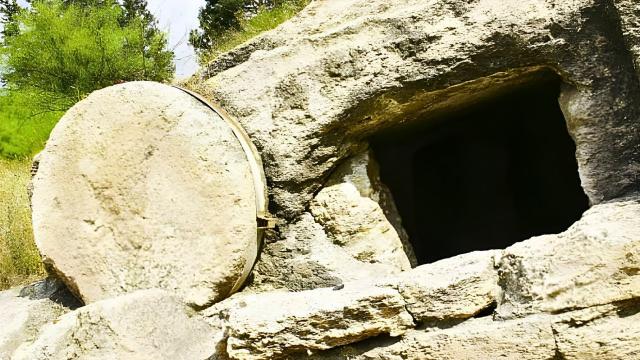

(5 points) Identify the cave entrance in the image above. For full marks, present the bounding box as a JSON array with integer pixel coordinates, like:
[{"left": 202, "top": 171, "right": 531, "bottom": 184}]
[{"left": 371, "top": 75, "right": 590, "bottom": 265}]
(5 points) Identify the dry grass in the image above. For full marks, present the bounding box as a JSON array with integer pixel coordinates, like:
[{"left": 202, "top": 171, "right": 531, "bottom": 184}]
[{"left": 0, "top": 158, "right": 45, "bottom": 290}]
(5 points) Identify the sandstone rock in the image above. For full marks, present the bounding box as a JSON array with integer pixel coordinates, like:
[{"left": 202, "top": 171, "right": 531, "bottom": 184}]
[
  {"left": 320, "top": 151, "right": 417, "bottom": 266},
  {"left": 320, "top": 316, "right": 556, "bottom": 360},
  {"left": 203, "top": 284, "right": 415, "bottom": 359},
  {"left": 0, "top": 285, "right": 68, "bottom": 359},
  {"left": 615, "top": 0, "right": 640, "bottom": 80},
  {"left": 247, "top": 213, "right": 405, "bottom": 293},
  {"left": 397, "top": 251, "right": 500, "bottom": 322},
  {"left": 310, "top": 182, "right": 411, "bottom": 271},
  {"left": 192, "top": 0, "right": 640, "bottom": 218},
  {"left": 496, "top": 196, "right": 640, "bottom": 318},
  {"left": 553, "top": 299, "right": 640, "bottom": 359},
  {"left": 31, "top": 82, "right": 260, "bottom": 307},
  {"left": 11, "top": 289, "right": 217, "bottom": 360},
  {"left": 189, "top": 0, "right": 640, "bottom": 293}
]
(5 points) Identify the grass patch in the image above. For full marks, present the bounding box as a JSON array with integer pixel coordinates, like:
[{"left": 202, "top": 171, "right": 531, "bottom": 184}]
[
  {"left": 0, "top": 91, "right": 61, "bottom": 159},
  {"left": 200, "top": 0, "right": 310, "bottom": 64},
  {"left": 0, "top": 158, "right": 45, "bottom": 290}
]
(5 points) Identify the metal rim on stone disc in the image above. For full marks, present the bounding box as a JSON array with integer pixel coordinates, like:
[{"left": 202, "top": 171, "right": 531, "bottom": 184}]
[{"left": 172, "top": 86, "right": 273, "bottom": 294}]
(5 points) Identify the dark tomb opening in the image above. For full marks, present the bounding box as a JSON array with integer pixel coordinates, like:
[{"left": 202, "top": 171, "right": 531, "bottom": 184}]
[{"left": 371, "top": 76, "right": 590, "bottom": 265}]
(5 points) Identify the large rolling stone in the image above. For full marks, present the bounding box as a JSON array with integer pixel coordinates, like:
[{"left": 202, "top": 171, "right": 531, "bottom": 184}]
[{"left": 31, "top": 81, "right": 265, "bottom": 308}]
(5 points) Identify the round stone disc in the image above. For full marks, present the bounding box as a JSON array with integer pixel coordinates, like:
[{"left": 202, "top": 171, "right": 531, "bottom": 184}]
[{"left": 31, "top": 82, "right": 259, "bottom": 307}]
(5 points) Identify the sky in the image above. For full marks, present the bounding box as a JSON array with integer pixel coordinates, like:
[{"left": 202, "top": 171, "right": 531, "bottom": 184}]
[
  {"left": 146, "top": 0, "right": 206, "bottom": 78},
  {"left": 6, "top": 0, "right": 206, "bottom": 79}
]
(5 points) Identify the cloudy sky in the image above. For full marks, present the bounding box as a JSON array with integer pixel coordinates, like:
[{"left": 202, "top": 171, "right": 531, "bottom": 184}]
[{"left": 8, "top": 0, "right": 206, "bottom": 79}]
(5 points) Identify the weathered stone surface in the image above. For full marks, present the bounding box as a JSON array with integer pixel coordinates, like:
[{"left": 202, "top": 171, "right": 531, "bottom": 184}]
[
  {"left": 11, "top": 289, "right": 217, "bottom": 360},
  {"left": 318, "top": 316, "right": 556, "bottom": 360},
  {"left": 397, "top": 251, "right": 500, "bottom": 322},
  {"left": 310, "top": 182, "right": 411, "bottom": 272},
  {"left": 615, "top": 0, "right": 640, "bottom": 80},
  {"left": 201, "top": 249, "right": 508, "bottom": 359},
  {"left": 31, "top": 82, "right": 258, "bottom": 307},
  {"left": 497, "top": 196, "right": 640, "bottom": 318},
  {"left": 0, "top": 286, "right": 67, "bottom": 359},
  {"left": 247, "top": 150, "right": 418, "bottom": 293},
  {"left": 203, "top": 284, "right": 414, "bottom": 360},
  {"left": 317, "top": 150, "right": 417, "bottom": 266},
  {"left": 189, "top": 0, "right": 640, "bottom": 293},
  {"left": 554, "top": 299, "right": 640, "bottom": 359},
  {"left": 247, "top": 213, "right": 406, "bottom": 293},
  {"left": 192, "top": 0, "right": 640, "bottom": 218}
]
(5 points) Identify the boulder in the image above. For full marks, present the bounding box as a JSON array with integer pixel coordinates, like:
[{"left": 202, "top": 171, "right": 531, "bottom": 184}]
[
  {"left": 311, "top": 150, "right": 417, "bottom": 268},
  {"left": 202, "top": 284, "right": 415, "bottom": 360},
  {"left": 31, "top": 82, "right": 260, "bottom": 307},
  {"left": 248, "top": 212, "right": 408, "bottom": 293},
  {"left": 397, "top": 251, "right": 500, "bottom": 322},
  {"left": 0, "top": 284, "right": 68, "bottom": 359},
  {"left": 496, "top": 196, "right": 640, "bottom": 318},
  {"left": 310, "top": 182, "right": 411, "bottom": 271},
  {"left": 11, "top": 289, "right": 218, "bottom": 360}
]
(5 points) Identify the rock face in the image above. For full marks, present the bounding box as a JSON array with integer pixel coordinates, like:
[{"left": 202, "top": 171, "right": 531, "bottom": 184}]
[
  {"left": 193, "top": 0, "right": 640, "bottom": 217},
  {"left": 203, "top": 284, "right": 414, "bottom": 360},
  {"left": 11, "top": 289, "right": 217, "bottom": 360},
  {"left": 12, "top": 0, "right": 640, "bottom": 358},
  {"left": 615, "top": 0, "right": 640, "bottom": 80},
  {"left": 31, "top": 82, "right": 260, "bottom": 307},
  {"left": 553, "top": 299, "right": 640, "bottom": 359},
  {"left": 310, "top": 151, "right": 413, "bottom": 272},
  {"left": 496, "top": 196, "right": 640, "bottom": 318},
  {"left": 397, "top": 251, "right": 499, "bottom": 322},
  {"left": 189, "top": 0, "right": 640, "bottom": 294}
]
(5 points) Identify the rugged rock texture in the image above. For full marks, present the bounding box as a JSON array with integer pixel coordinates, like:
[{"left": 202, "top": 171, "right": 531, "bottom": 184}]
[
  {"left": 31, "top": 82, "right": 259, "bottom": 307},
  {"left": 0, "top": 285, "right": 68, "bottom": 359},
  {"left": 312, "top": 300, "right": 640, "bottom": 359},
  {"left": 189, "top": 0, "right": 640, "bottom": 294},
  {"left": 11, "top": 289, "right": 217, "bottom": 360},
  {"left": 497, "top": 196, "right": 640, "bottom": 318},
  {"left": 199, "top": 250, "right": 501, "bottom": 359},
  {"left": 615, "top": 0, "right": 640, "bottom": 79},
  {"left": 554, "top": 299, "right": 640, "bottom": 359},
  {"left": 396, "top": 251, "right": 500, "bottom": 322},
  {"left": 310, "top": 154, "right": 413, "bottom": 272},
  {"left": 310, "top": 150, "right": 417, "bottom": 270},
  {"left": 203, "top": 284, "right": 414, "bottom": 360},
  {"left": 344, "top": 316, "right": 558, "bottom": 360},
  {"left": 11, "top": 0, "right": 640, "bottom": 358},
  {"left": 192, "top": 0, "right": 640, "bottom": 218}
]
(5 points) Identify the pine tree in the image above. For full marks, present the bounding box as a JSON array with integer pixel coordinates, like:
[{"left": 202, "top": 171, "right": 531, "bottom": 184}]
[
  {"left": 0, "top": 0, "right": 20, "bottom": 39},
  {"left": 1, "top": 0, "right": 174, "bottom": 111}
]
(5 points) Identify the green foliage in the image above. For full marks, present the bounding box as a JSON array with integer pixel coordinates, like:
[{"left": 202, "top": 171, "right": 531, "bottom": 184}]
[
  {"left": 0, "top": 0, "right": 20, "bottom": 39},
  {"left": 0, "top": 91, "right": 61, "bottom": 158},
  {"left": 0, "top": 158, "right": 45, "bottom": 290},
  {"left": 190, "top": 0, "right": 309, "bottom": 62},
  {"left": 1, "top": 0, "right": 174, "bottom": 112},
  {"left": 190, "top": 0, "right": 246, "bottom": 51},
  {"left": 0, "top": 0, "right": 175, "bottom": 159}
]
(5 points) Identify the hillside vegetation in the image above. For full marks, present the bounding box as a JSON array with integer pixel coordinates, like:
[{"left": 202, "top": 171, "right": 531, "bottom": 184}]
[{"left": 0, "top": 158, "right": 45, "bottom": 289}]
